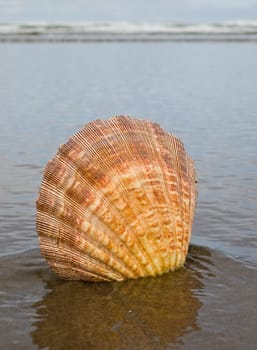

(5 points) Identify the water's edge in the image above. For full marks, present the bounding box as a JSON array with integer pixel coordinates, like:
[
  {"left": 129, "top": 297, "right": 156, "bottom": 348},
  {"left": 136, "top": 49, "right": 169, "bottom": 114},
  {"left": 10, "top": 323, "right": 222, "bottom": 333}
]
[{"left": 1, "top": 244, "right": 257, "bottom": 349}]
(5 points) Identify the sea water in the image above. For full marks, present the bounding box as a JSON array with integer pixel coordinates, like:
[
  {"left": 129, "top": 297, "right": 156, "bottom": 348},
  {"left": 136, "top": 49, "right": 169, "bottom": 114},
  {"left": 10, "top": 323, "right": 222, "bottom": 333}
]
[{"left": 0, "top": 41, "right": 256, "bottom": 266}]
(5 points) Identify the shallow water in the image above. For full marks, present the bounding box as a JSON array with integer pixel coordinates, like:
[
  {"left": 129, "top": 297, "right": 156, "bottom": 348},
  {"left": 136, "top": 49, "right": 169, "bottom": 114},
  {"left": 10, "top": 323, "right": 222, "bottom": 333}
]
[
  {"left": 0, "top": 42, "right": 256, "bottom": 264},
  {"left": 0, "top": 42, "right": 257, "bottom": 349},
  {"left": 1, "top": 246, "right": 257, "bottom": 350}
]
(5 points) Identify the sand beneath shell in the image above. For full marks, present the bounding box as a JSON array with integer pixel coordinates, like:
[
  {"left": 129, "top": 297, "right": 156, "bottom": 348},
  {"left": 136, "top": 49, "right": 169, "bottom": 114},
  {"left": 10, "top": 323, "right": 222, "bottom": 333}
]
[{"left": 0, "top": 245, "right": 257, "bottom": 350}]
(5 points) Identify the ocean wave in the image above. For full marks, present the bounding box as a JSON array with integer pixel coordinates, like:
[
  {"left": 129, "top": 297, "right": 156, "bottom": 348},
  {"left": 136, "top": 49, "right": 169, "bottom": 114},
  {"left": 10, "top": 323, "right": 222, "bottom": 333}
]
[{"left": 1, "top": 21, "right": 257, "bottom": 42}]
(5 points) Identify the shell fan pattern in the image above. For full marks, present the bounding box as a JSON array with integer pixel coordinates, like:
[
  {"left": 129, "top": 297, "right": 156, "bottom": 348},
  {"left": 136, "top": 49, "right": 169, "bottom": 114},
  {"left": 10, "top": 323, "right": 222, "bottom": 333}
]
[{"left": 36, "top": 116, "right": 197, "bottom": 282}]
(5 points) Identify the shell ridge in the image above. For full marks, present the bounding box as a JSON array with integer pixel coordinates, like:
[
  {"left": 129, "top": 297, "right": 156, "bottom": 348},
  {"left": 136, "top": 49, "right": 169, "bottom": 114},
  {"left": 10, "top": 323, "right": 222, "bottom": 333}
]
[
  {"left": 42, "top": 241, "right": 117, "bottom": 282},
  {"left": 120, "top": 118, "right": 169, "bottom": 271},
  {"left": 146, "top": 122, "right": 180, "bottom": 270},
  {"left": 37, "top": 209, "right": 132, "bottom": 281},
  {"left": 39, "top": 178, "right": 145, "bottom": 278},
  {"left": 175, "top": 138, "right": 191, "bottom": 262},
  {"left": 165, "top": 135, "right": 183, "bottom": 267},
  {"left": 44, "top": 150, "right": 143, "bottom": 271},
  {"left": 36, "top": 213, "right": 117, "bottom": 282},
  {"left": 186, "top": 157, "right": 197, "bottom": 255},
  {"left": 37, "top": 197, "right": 138, "bottom": 281},
  {"left": 182, "top": 154, "right": 191, "bottom": 257},
  {"left": 75, "top": 120, "right": 158, "bottom": 275},
  {"left": 141, "top": 120, "right": 174, "bottom": 271},
  {"left": 107, "top": 117, "right": 163, "bottom": 274},
  {"left": 42, "top": 240, "right": 114, "bottom": 282},
  {"left": 54, "top": 150, "right": 152, "bottom": 277},
  {"left": 167, "top": 136, "right": 187, "bottom": 266},
  {"left": 184, "top": 156, "right": 192, "bottom": 257}
]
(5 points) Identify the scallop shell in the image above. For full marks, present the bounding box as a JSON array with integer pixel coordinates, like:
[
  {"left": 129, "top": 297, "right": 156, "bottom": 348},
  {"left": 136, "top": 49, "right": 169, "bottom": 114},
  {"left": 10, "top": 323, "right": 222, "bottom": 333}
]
[{"left": 36, "top": 115, "right": 197, "bottom": 282}]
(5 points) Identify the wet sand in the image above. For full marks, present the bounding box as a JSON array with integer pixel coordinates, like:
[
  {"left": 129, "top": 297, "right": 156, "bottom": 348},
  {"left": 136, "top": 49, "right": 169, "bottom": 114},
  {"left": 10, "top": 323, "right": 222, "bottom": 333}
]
[{"left": 1, "top": 245, "right": 256, "bottom": 350}]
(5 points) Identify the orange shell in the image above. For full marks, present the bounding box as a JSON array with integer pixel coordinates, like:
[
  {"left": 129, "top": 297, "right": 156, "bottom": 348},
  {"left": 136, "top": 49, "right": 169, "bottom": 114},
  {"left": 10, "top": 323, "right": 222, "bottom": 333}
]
[{"left": 36, "top": 116, "right": 197, "bottom": 281}]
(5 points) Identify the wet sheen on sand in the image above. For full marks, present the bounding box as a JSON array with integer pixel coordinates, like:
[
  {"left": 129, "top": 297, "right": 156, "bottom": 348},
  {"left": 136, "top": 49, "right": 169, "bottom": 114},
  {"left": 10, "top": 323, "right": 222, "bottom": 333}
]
[{"left": 1, "top": 245, "right": 257, "bottom": 350}]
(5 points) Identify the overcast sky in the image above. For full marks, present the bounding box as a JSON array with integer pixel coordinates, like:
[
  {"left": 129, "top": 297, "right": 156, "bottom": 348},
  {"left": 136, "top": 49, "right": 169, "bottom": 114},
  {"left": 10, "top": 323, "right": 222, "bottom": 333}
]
[{"left": 0, "top": 0, "right": 257, "bottom": 23}]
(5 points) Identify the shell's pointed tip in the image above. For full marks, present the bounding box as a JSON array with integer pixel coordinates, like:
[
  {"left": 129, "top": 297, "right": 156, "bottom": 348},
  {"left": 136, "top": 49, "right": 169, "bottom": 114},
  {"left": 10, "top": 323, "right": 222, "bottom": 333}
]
[{"left": 36, "top": 115, "right": 197, "bottom": 282}]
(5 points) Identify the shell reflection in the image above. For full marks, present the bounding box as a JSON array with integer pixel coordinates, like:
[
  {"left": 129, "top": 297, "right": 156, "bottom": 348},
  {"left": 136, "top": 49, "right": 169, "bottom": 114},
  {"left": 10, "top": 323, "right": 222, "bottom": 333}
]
[{"left": 31, "top": 246, "right": 212, "bottom": 349}]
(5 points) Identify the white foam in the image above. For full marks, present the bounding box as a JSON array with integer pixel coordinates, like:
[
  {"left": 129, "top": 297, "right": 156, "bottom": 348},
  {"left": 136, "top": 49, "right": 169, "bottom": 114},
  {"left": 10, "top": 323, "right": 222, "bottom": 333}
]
[{"left": 0, "top": 21, "right": 257, "bottom": 35}]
